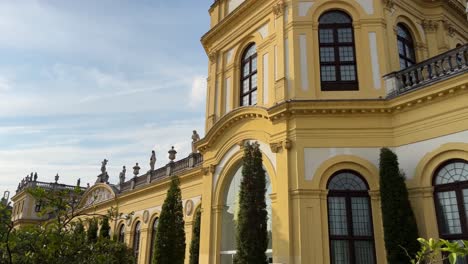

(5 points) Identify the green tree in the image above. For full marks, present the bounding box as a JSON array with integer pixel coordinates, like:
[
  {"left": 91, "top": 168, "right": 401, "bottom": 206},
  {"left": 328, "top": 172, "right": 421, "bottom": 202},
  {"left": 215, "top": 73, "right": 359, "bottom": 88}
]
[
  {"left": 99, "top": 216, "right": 111, "bottom": 239},
  {"left": 153, "top": 176, "right": 186, "bottom": 264},
  {"left": 87, "top": 218, "right": 99, "bottom": 243},
  {"left": 233, "top": 142, "right": 268, "bottom": 264},
  {"left": 380, "top": 147, "right": 420, "bottom": 263},
  {"left": 0, "top": 186, "right": 135, "bottom": 264},
  {"left": 189, "top": 208, "right": 201, "bottom": 264}
]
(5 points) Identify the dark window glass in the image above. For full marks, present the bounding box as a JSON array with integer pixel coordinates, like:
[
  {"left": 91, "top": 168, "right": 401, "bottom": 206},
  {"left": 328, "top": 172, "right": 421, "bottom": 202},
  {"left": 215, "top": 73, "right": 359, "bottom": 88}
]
[
  {"left": 328, "top": 171, "right": 376, "bottom": 264},
  {"left": 240, "top": 44, "right": 258, "bottom": 106},
  {"left": 133, "top": 221, "right": 141, "bottom": 261},
  {"left": 149, "top": 218, "right": 159, "bottom": 263},
  {"left": 118, "top": 224, "right": 125, "bottom": 243},
  {"left": 434, "top": 160, "right": 468, "bottom": 263},
  {"left": 319, "top": 11, "right": 358, "bottom": 91},
  {"left": 397, "top": 24, "right": 416, "bottom": 69}
]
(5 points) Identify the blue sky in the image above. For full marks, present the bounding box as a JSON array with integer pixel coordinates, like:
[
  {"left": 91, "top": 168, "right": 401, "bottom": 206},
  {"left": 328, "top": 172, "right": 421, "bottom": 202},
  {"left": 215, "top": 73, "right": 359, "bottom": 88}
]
[{"left": 0, "top": 0, "right": 213, "bottom": 195}]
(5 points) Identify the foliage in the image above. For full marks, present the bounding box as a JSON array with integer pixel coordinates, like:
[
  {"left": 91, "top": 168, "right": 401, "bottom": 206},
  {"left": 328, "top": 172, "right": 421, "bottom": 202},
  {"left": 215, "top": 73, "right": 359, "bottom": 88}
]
[
  {"left": 87, "top": 218, "right": 99, "bottom": 243},
  {"left": 411, "top": 238, "right": 468, "bottom": 264},
  {"left": 0, "top": 202, "right": 13, "bottom": 263},
  {"left": 189, "top": 208, "right": 202, "bottom": 264},
  {"left": 0, "top": 187, "right": 135, "bottom": 264},
  {"left": 99, "top": 216, "right": 111, "bottom": 239},
  {"left": 5, "top": 224, "right": 134, "bottom": 264},
  {"left": 380, "top": 148, "right": 420, "bottom": 264},
  {"left": 153, "top": 175, "right": 186, "bottom": 264},
  {"left": 233, "top": 142, "right": 268, "bottom": 264}
]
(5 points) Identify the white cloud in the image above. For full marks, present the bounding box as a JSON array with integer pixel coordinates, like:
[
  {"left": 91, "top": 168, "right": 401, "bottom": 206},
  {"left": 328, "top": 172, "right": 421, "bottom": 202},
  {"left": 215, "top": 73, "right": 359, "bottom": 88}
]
[{"left": 189, "top": 76, "right": 207, "bottom": 108}]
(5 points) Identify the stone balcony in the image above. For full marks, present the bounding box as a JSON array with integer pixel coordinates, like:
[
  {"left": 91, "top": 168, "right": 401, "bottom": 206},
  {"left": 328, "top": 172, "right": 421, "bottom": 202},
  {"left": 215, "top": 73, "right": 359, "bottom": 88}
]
[{"left": 384, "top": 44, "right": 468, "bottom": 98}]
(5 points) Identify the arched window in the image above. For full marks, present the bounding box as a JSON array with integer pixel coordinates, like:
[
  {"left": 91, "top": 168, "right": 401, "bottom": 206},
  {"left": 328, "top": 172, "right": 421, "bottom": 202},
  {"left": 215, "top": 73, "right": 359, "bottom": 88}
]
[
  {"left": 118, "top": 223, "right": 125, "bottom": 243},
  {"left": 319, "top": 11, "right": 358, "bottom": 91},
  {"left": 149, "top": 217, "right": 159, "bottom": 263},
  {"left": 240, "top": 44, "right": 258, "bottom": 106},
  {"left": 434, "top": 160, "right": 468, "bottom": 239},
  {"left": 397, "top": 23, "right": 416, "bottom": 69},
  {"left": 327, "top": 171, "right": 376, "bottom": 264},
  {"left": 133, "top": 221, "right": 141, "bottom": 262},
  {"left": 220, "top": 165, "right": 272, "bottom": 264}
]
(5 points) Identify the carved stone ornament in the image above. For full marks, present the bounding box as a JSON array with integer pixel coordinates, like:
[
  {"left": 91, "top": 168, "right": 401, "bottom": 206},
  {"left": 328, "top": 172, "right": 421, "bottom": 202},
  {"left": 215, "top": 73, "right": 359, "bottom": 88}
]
[
  {"left": 126, "top": 215, "right": 133, "bottom": 226},
  {"left": 84, "top": 187, "right": 114, "bottom": 207},
  {"left": 208, "top": 51, "right": 217, "bottom": 63},
  {"left": 272, "top": 0, "right": 286, "bottom": 16},
  {"left": 422, "top": 20, "right": 438, "bottom": 32},
  {"left": 185, "top": 200, "right": 194, "bottom": 216},
  {"left": 143, "top": 210, "right": 149, "bottom": 223},
  {"left": 269, "top": 142, "right": 282, "bottom": 153},
  {"left": 383, "top": 0, "right": 395, "bottom": 10},
  {"left": 442, "top": 20, "right": 456, "bottom": 37}
]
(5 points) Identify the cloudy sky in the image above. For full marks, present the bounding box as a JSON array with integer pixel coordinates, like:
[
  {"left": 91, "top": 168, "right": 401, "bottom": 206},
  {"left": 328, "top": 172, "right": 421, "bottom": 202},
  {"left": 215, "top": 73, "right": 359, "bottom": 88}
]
[{"left": 0, "top": 0, "right": 214, "bottom": 195}]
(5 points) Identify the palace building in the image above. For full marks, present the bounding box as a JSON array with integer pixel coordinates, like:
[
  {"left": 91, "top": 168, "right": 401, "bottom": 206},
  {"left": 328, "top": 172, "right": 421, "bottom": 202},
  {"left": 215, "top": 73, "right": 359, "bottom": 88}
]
[{"left": 10, "top": 0, "right": 468, "bottom": 263}]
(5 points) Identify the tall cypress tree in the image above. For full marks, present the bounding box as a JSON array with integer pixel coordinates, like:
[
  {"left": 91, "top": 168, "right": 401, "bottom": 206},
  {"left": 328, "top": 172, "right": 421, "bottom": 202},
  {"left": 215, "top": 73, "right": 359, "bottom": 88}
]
[
  {"left": 99, "top": 216, "right": 111, "bottom": 239},
  {"left": 153, "top": 176, "right": 186, "bottom": 264},
  {"left": 380, "top": 147, "right": 419, "bottom": 263},
  {"left": 233, "top": 142, "right": 268, "bottom": 264},
  {"left": 87, "top": 218, "right": 98, "bottom": 243},
  {"left": 189, "top": 208, "right": 201, "bottom": 264}
]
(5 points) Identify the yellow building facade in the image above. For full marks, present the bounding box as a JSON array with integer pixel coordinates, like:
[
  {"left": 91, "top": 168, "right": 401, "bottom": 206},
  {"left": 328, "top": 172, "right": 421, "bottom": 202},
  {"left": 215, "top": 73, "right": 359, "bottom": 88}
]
[{"left": 11, "top": 0, "right": 468, "bottom": 263}]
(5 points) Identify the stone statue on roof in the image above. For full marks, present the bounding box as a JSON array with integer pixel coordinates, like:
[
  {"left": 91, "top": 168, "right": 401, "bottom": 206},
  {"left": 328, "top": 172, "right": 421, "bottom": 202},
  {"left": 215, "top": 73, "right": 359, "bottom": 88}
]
[
  {"left": 192, "top": 130, "right": 201, "bottom": 153},
  {"left": 150, "top": 150, "right": 156, "bottom": 171},
  {"left": 119, "top": 166, "right": 126, "bottom": 185},
  {"left": 101, "top": 159, "right": 108, "bottom": 174}
]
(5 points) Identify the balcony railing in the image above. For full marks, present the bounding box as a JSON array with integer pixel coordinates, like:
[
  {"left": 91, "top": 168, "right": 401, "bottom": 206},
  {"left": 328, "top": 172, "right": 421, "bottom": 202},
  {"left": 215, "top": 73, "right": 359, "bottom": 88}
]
[{"left": 385, "top": 44, "right": 468, "bottom": 98}]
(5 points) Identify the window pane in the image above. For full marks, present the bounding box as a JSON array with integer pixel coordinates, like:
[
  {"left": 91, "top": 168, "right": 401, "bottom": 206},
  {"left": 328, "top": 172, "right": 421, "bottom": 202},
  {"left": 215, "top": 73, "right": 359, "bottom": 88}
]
[
  {"left": 251, "top": 90, "right": 257, "bottom": 105},
  {"left": 328, "top": 197, "right": 348, "bottom": 236},
  {"left": 351, "top": 197, "right": 372, "bottom": 236},
  {"left": 243, "top": 63, "right": 250, "bottom": 77},
  {"left": 321, "top": 66, "right": 336, "bottom": 81},
  {"left": 320, "top": 47, "right": 335, "bottom": 62},
  {"left": 320, "top": 29, "right": 334, "bottom": 43},
  {"left": 463, "top": 189, "right": 468, "bottom": 231},
  {"left": 398, "top": 41, "right": 405, "bottom": 56},
  {"left": 331, "top": 240, "right": 350, "bottom": 264},
  {"left": 340, "top": 65, "right": 356, "bottom": 81},
  {"left": 244, "top": 45, "right": 256, "bottom": 58},
  {"left": 435, "top": 161, "right": 468, "bottom": 185},
  {"left": 338, "top": 28, "right": 353, "bottom": 43},
  {"left": 242, "top": 79, "right": 250, "bottom": 93},
  {"left": 328, "top": 172, "right": 367, "bottom": 191},
  {"left": 242, "top": 96, "right": 249, "bottom": 106},
  {"left": 252, "top": 57, "right": 257, "bottom": 71},
  {"left": 251, "top": 74, "right": 258, "bottom": 89},
  {"left": 437, "top": 191, "right": 462, "bottom": 234},
  {"left": 354, "top": 241, "right": 375, "bottom": 264},
  {"left": 320, "top": 11, "right": 352, "bottom": 24},
  {"left": 339, "top": 47, "right": 354, "bottom": 62}
]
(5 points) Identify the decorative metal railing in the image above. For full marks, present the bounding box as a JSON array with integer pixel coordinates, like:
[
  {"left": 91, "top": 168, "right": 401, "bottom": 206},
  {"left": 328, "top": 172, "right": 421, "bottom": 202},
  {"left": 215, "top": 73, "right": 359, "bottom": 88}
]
[
  {"left": 119, "top": 153, "right": 203, "bottom": 192},
  {"left": 385, "top": 44, "right": 468, "bottom": 98}
]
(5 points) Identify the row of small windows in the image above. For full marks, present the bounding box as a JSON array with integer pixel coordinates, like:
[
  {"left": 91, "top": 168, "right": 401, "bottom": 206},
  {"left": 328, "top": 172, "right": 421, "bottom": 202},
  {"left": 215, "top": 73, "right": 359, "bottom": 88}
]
[
  {"left": 118, "top": 217, "right": 159, "bottom": 263},
  {"left": 325, "top": 159, "right": 468, "bottom": 264},
  {"left": 237, "top": 11, "right": 418, "bottom": 105}
]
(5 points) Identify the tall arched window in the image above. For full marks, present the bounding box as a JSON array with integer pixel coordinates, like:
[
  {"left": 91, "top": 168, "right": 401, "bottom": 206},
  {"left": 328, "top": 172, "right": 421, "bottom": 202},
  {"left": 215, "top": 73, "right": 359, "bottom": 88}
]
[
  {"left": 327, "top": 171, "right": 376, "bottom": 264},
  {"left": 240, "top": 44, "right": 258, "bottom": 106},
  {"left": 397, "top": 23, "right": 416, "bottom": 69},
  {"left": 220, "top": 165, "right": 272, "bottom": 264},
  {"left": 133, "top": 221, "right": 141, "bottom": 262},
  {"left": 434, "top": 160, "right": 468, "bottom": 239},
  {"left": 149, "top": 217, "right": 159, "bottom": 263},
  {"left": 319, "top": 11, "right": 358, "bottom": 91},
  {"left": 118, "top": 223, "right": 125, "bottom": 243}
]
